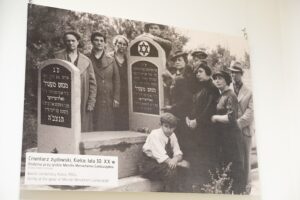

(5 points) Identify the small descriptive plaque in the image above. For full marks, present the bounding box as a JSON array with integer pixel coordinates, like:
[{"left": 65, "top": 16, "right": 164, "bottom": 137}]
[
  {"left": 25, "top": 152, "right": 118, "bottom": 187},
  {"left": 40, "top": 64, "right": 71, "bottom": 128},
  {"left": 132, "top": 61, "right": 159, "bottom": 115}
]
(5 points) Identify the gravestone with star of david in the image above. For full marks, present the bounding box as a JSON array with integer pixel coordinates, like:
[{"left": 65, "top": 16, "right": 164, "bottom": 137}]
[
  {"left": 37, "top": 59, "right": 81, "bottom": 154},
  {"left": 127, "top": 35, "right": 167, "bottom": 131}
]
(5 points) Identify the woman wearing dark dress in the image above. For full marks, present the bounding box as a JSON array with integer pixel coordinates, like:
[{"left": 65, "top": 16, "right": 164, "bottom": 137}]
[
  {"left": 186, "top": 64, "right": 220, "bottom": 189},
  {"left": 162, "top": 51, "right": 193, "bottom": 154},
  {"left": 211, "top": 70, "right": 246, "bottom": 194},
  {"left": 112, "top": 35, "right": 130, "bottom": 130}
]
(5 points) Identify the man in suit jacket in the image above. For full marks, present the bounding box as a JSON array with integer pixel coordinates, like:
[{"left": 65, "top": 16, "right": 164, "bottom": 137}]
[
  {"left": 54, "top": 31, "right": 97, "bottom": 132},
  {"left": 229, "top": 62, "right": 254, "bottom": 194},
  {"left": 87, "top": 32, "right": 120, "bottom": 131}
]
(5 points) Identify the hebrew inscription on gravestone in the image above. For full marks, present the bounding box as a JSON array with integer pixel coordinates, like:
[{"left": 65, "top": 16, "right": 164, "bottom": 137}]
[
  {"left": 132, "top": 61, "right": 159, "bottom": 115},
  {"left": 40, "top": 64, "right": 71, "bottom": 128}
]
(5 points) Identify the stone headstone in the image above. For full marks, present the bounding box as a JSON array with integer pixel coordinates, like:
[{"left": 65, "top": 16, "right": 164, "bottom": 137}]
[
  {"left": 127, "top": 36, "right": 166, "bottom": 131},
  {"left": 37, "top": 59, "right": 81, "bottom": 154}
]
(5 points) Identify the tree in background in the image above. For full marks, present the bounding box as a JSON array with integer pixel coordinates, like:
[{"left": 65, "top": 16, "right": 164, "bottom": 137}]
[
  {"left": 243, "top": 52, "right": 251, "bottom": 69},
  {"left": 23, "top": 4, "right": 250, "bottom": 151},
  {"left": 207, "top": 45, "right": 237, "bottom": 72},
  {"left": 23, "top": 4, "right": 189, "bottom": 150}
]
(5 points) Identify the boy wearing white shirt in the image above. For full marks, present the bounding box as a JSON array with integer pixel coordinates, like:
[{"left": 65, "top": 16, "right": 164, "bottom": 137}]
[{"left": 141, "top": 112, "right": 189, "bottom": 192}]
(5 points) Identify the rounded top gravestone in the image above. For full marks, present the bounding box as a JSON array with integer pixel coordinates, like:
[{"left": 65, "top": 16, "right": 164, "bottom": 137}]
[
  {"left": 127, "top": 36, "right": 167, "bottom": 131},
  {"left": 37, "top": 59, "right": 81, "bottom": 154}
]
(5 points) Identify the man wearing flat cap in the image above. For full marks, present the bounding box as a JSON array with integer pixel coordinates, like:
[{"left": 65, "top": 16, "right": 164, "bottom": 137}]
[
  {"left": 191, "top": 48, "right": 208, "bottom": 72},
  {"left": 229, "top": 62, "right": 254, "bottom": 194},
  {"left": 189, "top": 48, "right": 209, "bottom": 93},
  {"left": 54, "top": 31, "right": 97, "bottom": 132}
]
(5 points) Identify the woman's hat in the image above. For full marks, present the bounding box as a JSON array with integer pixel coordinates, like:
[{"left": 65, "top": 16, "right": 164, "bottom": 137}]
[{"left": 170, "top": 50, "right": 188, "bottom": 62}]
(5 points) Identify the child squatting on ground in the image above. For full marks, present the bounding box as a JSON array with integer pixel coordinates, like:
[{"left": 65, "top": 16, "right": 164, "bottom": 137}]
[{"left": 140, "top": 112, "right": 190, "bottom": 192}]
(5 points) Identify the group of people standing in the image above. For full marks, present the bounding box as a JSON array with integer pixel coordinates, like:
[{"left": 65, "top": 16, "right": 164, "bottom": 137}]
[
  {"left": 53, "top": 22, "right": 254, "bottom": 194},
  {"left": 159, "top": 48, "right": 254, "bottom": 194},
  {"left": 54, "top": 31, "right": 129, "bottom": 132},
  {"left": 53, "top": 22, "right": 173, "bottom": 133}
]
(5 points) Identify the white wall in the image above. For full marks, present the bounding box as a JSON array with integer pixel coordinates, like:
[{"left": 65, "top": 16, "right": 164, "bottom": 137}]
[
  {"left": 277, "top": 0, "right": 300, "bottom": 199},
  {"left": 245, "top": 1, "right": 299, "bottom": 200},
  {"left": 0, "top": 0, "right": 299, "bottom": 200}
]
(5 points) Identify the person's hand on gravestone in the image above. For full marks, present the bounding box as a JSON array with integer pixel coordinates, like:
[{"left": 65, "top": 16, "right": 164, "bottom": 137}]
[
  {"left": 113, "top": 100, "right": 120, "bottom": 108},
  {"left": 161, "top": 105, "right": 172, "bottom": 112}
]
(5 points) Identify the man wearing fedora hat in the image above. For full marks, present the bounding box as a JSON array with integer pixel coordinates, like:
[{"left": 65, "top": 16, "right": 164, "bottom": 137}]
[
  {"left": 54, "top": 31, "right": 97, "bottom": 132},
  {"left": 229, "top": 62, "right": 254, "bottom": 194}
]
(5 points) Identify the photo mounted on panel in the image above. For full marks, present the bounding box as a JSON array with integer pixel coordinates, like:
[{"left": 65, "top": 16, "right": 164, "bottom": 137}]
[{"left": 21, "top": 3, "right": 259, "bottom": 196}]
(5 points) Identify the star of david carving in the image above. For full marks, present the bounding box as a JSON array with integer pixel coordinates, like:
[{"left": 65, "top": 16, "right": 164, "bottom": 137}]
[{"left": 138, "top": 41, "right": 150, "bottom": 57}]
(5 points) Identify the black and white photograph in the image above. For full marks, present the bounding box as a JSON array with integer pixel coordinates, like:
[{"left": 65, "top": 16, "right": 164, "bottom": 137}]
[{"left": 20, "top": 3, "right": 260, "bottom": 196}]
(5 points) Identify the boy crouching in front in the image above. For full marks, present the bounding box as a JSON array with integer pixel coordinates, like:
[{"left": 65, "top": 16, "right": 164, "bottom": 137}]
[{"left": 140, "top": 112, "right": 189, "bottom": 192}]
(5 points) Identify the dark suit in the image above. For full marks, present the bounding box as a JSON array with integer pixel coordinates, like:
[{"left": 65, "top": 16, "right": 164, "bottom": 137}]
[{"left": 87, "top": 52, "right": 120, "bottom": 131}]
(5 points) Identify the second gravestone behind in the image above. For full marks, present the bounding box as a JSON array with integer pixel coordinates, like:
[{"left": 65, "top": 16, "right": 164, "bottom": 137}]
[
  {"left": 37, "top": 59, "right": 81, "bottom": 154},
  {"left": 128, "top": 36, "right": 166, "bottom": 131}
]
